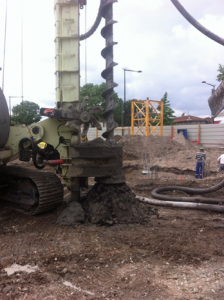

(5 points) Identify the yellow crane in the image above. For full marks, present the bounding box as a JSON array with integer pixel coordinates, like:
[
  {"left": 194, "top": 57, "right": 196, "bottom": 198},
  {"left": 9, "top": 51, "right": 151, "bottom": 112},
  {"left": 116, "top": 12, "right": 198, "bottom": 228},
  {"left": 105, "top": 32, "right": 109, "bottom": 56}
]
[{"left": 131, "top": 98, "right": 163, "bottom": 136}]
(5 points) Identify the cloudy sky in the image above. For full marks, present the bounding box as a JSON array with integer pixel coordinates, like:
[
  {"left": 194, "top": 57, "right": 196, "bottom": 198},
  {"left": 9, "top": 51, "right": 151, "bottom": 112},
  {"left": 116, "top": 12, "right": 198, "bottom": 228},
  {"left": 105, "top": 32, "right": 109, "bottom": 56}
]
[{"left": 0, "top": 0, "right": 223, "bottom": 118}]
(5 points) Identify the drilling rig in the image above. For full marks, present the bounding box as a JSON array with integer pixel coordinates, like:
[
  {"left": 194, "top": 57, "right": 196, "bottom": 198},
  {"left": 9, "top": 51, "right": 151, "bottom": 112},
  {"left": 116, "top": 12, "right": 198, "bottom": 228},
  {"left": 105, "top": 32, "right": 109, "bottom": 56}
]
[{"left": 0, "top": 0, "right": 125, "bottom": 215}]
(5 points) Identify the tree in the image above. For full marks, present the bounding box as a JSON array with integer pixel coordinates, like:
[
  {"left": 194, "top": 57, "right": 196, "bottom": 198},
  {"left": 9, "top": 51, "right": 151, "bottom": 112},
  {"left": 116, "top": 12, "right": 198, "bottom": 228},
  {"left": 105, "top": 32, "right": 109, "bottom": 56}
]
[
  {"left": 161, "top": 92, "right": 176, "bottom": 125},
  {"left": 11, "top": 101, "right": 41, "bottom": 125},
  {"left": 123, "top": 99, "right": 133, "bottom": 126},
  {"left": 217, "top": 64, "right": 224, "bottom": 82},
  {"left": 125, "top": 94, "right": 176, "bottom": 127},
  {"left": 80, "top": 83, "right": 123, "bottom": 125}
]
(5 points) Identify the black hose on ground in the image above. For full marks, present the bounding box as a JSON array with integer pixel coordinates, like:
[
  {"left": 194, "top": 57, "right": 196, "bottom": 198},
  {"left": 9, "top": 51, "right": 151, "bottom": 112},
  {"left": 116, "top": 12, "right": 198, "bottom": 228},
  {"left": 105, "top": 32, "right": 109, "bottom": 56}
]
[
  {"left": 152, "top": 178, "right": 224, "bottom": 199},
  {"left": 136, "top": 178, "right": 224, "bottom": 213}
]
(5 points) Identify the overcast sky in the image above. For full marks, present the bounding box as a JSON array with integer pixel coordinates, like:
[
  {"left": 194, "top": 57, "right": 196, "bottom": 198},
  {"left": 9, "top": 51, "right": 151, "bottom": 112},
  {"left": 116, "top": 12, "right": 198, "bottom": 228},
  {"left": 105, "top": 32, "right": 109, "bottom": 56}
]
[{"left": 0, "top": 0, "right": 223, "bottom": 118}]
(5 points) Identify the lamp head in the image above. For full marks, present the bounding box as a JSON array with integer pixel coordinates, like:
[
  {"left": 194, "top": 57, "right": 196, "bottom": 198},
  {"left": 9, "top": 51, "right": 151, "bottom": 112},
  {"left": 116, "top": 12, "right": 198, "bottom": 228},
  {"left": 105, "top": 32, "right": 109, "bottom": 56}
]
[
  {"left": 202, "top": 81, "right": 206, "bottom": 83},
  {"left": 123, "top": 68, "right": 142, "bottom": 73}
]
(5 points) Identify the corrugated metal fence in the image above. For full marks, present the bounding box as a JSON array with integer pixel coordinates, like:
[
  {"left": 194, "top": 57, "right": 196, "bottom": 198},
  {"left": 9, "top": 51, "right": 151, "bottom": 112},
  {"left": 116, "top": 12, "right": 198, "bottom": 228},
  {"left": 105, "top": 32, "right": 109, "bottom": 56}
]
[{"left": 87, "top": 124, "right": 224, "bottom": 148}]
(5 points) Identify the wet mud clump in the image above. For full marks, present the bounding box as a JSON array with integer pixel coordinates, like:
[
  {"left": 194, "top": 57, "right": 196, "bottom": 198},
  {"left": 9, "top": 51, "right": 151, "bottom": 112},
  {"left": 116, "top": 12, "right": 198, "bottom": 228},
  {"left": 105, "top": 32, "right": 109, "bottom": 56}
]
[
  {"left": 56, "top": 201, "right": 85, "bottom": 226},
  {"left": 81, "top": 183, "right": 157, "bottom": 225}
]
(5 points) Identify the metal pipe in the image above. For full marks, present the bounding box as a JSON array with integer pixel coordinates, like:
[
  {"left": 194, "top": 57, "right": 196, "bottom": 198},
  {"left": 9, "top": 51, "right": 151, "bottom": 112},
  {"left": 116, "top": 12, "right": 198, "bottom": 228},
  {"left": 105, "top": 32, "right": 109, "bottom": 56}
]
[
  {"left": 123, "top": 68, "right": 142, "bottom": 128},
  {"left": 137, "top": 196, "right": 224, "bottom": 213}
]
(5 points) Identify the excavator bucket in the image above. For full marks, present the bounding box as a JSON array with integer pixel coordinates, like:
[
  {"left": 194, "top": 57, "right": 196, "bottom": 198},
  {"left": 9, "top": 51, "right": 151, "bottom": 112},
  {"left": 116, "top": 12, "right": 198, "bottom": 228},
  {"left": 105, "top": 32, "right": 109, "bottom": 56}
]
[{"left": 208, "top": 80, "right": 224, "bottom": 118}]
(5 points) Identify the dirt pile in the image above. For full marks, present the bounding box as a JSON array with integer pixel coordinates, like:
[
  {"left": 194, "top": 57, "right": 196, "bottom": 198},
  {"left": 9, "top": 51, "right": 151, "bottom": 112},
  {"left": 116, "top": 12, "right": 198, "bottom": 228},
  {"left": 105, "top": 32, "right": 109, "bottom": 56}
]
[
  {"left": 118, "top": 134, "right": 184, "bottom": 160},
  {"left": 114, "top": 134, "right": 122, "bottom": 142},
  {"left": 81, "top": 183, "right": 157, "bottom": 225},
  {"left": 173, "top": 133, "right": 200, "bottom": 150},
  {"left": 56, "top": 183, "right": 157, "bottom": 226},
  {"left": 117, "top": 134, "right": 224, "bottom": 172}
]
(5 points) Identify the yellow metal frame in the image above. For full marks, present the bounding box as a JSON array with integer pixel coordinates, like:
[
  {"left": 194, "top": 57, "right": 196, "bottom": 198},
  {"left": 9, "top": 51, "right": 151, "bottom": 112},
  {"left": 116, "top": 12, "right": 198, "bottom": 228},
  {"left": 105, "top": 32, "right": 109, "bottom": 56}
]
[{"left": 131, "top": 98, "right": 163, "bottom": 136}]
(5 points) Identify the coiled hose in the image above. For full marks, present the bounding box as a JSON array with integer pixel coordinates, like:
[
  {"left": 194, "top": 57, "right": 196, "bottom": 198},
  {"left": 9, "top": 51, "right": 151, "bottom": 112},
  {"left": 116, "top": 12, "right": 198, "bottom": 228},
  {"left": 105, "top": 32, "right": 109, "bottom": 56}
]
[{"left": 136, "top": 179, "right": 224, "bottom": 213}]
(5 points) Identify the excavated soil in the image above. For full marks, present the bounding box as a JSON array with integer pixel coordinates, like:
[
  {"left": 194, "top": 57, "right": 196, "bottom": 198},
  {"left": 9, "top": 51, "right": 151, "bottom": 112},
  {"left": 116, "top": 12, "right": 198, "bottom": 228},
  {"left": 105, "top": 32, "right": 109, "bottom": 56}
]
[
  {"left": 81, "top": 183, "right": 157, "bottom": 225},
  {"left": 56, "top": 183, "right": 157, "bottom": 226},
  {"left": 1, "top": 134, "right": 224, "bottom": 299},
  {"left": 118, "top": 134, "right": 222, "bottom": 172}
]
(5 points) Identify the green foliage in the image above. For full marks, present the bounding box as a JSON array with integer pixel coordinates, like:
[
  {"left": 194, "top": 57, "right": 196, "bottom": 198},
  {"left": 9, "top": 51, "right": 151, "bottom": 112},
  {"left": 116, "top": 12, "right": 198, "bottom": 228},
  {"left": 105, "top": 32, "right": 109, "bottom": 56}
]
[
  {"left": 217, "top": 64, "right": 224, "bottom": 82},
  {"left": 114, "top": 98, "right": 123, "bottom": 126},
  {"left": 80, "top": 83, "right": 123, "bottom": 125},
  {"left": 80, "top": 85, "right": 176, "bottom": 128},
  {"left": 148, "top": 93, "right": 175, "bottom": 126},
  {"left": 124, "top": 94, "right": 176, "bottom": 127},
  {"left": 11, "top": 101, "right": 41, "bottom": 125},
  {"left": 161, "top": 92, "right": 176, "bottom": 125}
]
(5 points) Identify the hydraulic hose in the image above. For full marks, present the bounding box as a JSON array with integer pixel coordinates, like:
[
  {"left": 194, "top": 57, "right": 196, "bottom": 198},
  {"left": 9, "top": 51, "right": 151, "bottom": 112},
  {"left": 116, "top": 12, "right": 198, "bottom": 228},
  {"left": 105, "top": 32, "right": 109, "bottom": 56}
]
[
  {"left": 151, "top": 178, "right": 224, "bottom": 199},
  {"left": 79, "top": 0, "right": 104, "bottom": 41},
  {"left": 137, "top": 196, "right": 224, "bottom": 213},
  {"left": 136, "top": 178, "right": 224, "bottom": 213}
]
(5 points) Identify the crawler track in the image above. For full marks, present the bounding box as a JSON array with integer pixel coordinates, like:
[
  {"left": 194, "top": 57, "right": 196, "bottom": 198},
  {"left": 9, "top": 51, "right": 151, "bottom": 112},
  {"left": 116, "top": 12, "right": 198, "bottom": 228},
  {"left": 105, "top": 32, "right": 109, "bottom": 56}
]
[{"left": 0, "top": 165, "right": 63, "bottom": 215}]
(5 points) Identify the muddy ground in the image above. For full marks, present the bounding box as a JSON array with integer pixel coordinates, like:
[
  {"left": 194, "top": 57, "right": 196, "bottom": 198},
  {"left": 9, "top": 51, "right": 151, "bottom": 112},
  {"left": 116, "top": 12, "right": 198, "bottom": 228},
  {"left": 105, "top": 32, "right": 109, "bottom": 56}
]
[{"left": 0, "top": 135, "right": 224, "bottom": 299}]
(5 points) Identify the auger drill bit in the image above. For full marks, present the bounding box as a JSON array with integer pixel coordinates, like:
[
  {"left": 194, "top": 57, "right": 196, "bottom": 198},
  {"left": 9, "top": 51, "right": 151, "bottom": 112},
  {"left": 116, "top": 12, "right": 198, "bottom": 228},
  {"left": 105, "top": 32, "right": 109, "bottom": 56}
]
[{"left": 100, "top": 0, "right": 118, "bottom": 141}]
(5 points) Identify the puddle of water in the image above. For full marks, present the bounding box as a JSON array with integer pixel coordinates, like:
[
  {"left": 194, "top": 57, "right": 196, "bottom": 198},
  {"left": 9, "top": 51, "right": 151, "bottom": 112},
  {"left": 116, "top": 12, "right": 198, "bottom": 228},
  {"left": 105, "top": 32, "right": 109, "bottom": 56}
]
[{"left": 4, "top": 264, "right": 39, "bottom": 276}]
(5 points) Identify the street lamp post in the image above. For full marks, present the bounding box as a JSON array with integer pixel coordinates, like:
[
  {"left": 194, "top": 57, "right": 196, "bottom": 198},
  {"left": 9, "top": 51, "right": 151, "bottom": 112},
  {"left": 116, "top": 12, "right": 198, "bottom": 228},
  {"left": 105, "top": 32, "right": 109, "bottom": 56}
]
[
  {"left": 202, "top": 81, "right": 216, "bottom": 95},
  {"left": 123, "top": 68, "right": 142, "bottom": 131},
  {"left": 202, "top": 81, "right": 216, "bottom": 124}
]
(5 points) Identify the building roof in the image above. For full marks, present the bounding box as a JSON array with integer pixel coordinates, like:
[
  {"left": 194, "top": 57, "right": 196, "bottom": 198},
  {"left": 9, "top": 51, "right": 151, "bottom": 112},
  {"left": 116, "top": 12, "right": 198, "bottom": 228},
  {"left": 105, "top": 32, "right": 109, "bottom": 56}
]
[
  {"left": 174, "top": 115, "right": 212, "bottom": 124},
  {"left": 203, "top": 117, "right": 212, "bottom": 123}
]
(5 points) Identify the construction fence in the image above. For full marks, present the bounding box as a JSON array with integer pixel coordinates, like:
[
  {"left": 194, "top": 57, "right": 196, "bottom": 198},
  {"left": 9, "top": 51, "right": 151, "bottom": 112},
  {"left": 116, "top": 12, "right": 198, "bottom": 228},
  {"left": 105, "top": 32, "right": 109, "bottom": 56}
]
[{"left": 86, "top": 124, "right": 224, "bottom": 148}]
